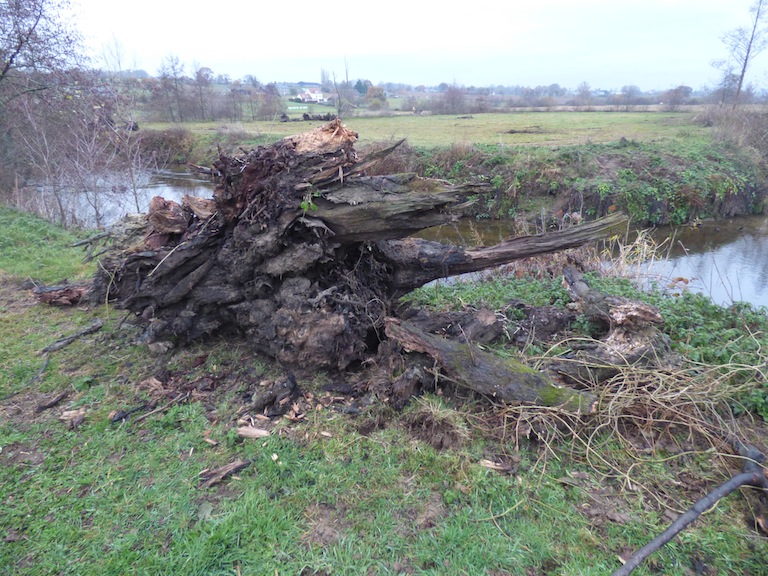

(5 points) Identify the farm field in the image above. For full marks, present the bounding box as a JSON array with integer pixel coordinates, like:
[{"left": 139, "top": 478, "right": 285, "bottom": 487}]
[{"left": 148, "top": 109, "right": 710, "bottom": 149}]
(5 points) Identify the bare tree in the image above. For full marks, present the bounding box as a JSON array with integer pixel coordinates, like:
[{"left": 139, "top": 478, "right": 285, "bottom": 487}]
[
  {"left": 192, "top": 64, "right": 214, "bottom": 121},
  {"left": 320, "top": 68, "right": 332, "bottom": 91},
  {"left": 158, "top": 54, "right": 186, "bottom": 122},
  {"left": 576, "top": 81, "right": 593, "bottom": 107},
  {"left": 331, "top": 72, "right": 355, "bottom": 117},
  {"left": 257, "top": 82, "right": 284, "bottom": 120},
  {"left": 0, "top": 0, "right": 81, "bottom": 94},
  {"left": 720, "top": 0, "right": 768, "bottom": 108},
  {"left": 620, "top": 85, "right": 642, "bottom": 110},
  {"left": 0, "top": 0, "right": 82, "bottom": 192},
  {"left": 229, "top": 79, "right": 245, "bottom": 121},
  {"left": 435, "top": 83, "right": 467, "bottom": 115},
  {"left": 661, "top": 85, "right": 692, "bottom": 111},
  {"left": 9, "top": 68, "right": 162, "bottom": 226}
]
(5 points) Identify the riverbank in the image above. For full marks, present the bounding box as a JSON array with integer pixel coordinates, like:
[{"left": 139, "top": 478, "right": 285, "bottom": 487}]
[
  {"left": 147, "top": 109, "right": 767, "bottom": 228},
  {"left": 1, "top": 205, "right": 767, "bottom": 574}
]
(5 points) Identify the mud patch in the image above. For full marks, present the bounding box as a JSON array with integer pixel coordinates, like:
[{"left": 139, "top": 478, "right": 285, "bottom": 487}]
[
  {"left": 505, "top": 126, "right": 546, "bottom": 134},
  {"left": 404, "top": 402, "right": 468, "bottom": 451},
  {"left": 301, "top": 503, "right": 349, "bottom": 548},
  {"left": 0, "top": 388, "right": 77, "bottom": 430},
  {"left": 0, "top": 442, "right": 44, "bottom": 466},
  {"left": 0, "top": 277, "right": 37, "bottom": 314}
]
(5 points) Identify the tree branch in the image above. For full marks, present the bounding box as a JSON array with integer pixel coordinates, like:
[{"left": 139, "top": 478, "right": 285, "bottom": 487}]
[{"left": 612, "top": 443, "right": 768, "bottom": 576}]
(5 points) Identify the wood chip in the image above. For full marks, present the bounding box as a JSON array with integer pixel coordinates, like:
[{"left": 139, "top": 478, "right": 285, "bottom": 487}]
[
  {"left": 198, "top": 459, "right": 251, "bottom": 489},
  {"left": 236, "top": 426, "right": 270, "bottom": 439},
  {"left": 479, "top": 459, "right": 508, "bottom": 471}
]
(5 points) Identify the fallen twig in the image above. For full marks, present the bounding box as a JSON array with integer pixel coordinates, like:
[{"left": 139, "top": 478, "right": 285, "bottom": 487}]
[
  {"left": 198, "top": 459, "right": 252, "bottom": 489},
  {"left": 40, "top": 319, "right": 104, "bottom": 354},
  {"left": 71, "top": 231, "right": 110, "bottom": 247},
  {"left": 108, "top": 401, "right": 155, "bottom": 423},
  {"left": 131, "top": 392, "right": 187, "bottom": 425},
  {"left": 612, "top": 443, "right": 768, "bottom": 576},
  {"left": 28, "top": 354, "right": 50, "bottom": 386},
  {"left": 34, "top": 391, "right": 68, "bottom": 413}
]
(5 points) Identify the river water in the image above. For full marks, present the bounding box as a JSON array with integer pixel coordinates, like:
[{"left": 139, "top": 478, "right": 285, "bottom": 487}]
[
  {"left": 130, "top": 171, "right": 768, "bottom": 310},
  {"left": 635, "top": 216, "right": 768, "bottom": 309},
  {"left": 416, "top": 215, "right": 768, "bottom": 309}
]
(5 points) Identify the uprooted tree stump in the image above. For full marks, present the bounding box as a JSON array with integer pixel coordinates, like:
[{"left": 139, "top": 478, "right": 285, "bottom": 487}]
[{"left": 87, "top": 119, "right": 628, "bottom": 410}]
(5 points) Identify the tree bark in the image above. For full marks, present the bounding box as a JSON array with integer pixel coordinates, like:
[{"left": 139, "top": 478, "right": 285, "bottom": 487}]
[
  {"left": 374, "top": 213, "right": 628, "bottom": 296},
  {"left": 385, "top": 318, "right": 596, "bottom": 413}
]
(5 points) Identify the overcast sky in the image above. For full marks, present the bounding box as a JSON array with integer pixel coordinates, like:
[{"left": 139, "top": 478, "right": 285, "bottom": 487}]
[{"left": 72, "top": 0, "right": 762, "bottom": 92}]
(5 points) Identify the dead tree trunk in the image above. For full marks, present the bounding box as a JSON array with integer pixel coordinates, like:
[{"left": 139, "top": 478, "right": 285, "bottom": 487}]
[
  {"left": 88, "top": 120, "right": 628, "bottom": 376},
  {"left": 385, "top": 318, "right": 596, "bottom": 413}
]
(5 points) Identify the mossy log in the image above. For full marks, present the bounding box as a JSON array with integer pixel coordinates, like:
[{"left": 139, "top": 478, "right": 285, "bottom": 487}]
[{"left": 385, "top": 318, "right": 596, "bottom": 413}]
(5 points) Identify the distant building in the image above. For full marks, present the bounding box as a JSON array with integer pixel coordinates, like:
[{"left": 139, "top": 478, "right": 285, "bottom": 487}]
[{"left": 299, "top": 87, "right": 326, "bottom": 103}]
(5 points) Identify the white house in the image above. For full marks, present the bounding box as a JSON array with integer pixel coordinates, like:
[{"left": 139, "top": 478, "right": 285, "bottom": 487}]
[{"left": 299, "top": 88, "right": 326, "bottom": 103}]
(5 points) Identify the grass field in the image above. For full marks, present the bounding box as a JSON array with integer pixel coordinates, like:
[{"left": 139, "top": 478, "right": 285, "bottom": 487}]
[
  {"left": 2, "top": 202, "right": 768, "bottom": 575},
  {"left": 3, "top": 108, "right": 768, "bottom": 575},
  {"left": 148, "top": 109, "right": 709, "bottom": 150}
]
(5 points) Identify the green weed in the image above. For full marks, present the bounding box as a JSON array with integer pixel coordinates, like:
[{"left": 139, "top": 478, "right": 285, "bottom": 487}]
[{"left": 0, "top": 208, "right": 95, "bottom": 283}]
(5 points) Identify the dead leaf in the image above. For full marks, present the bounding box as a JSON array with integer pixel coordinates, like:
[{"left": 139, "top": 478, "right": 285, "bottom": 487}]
[
  {"left": 3, "top": 529, "right": 21, "bottom": 542},
  {"left": 197, "top": 501, "right": 214, "bottom": 521},
  {"left": 607, "top": 512, "right": 633, "bottom": 524}
]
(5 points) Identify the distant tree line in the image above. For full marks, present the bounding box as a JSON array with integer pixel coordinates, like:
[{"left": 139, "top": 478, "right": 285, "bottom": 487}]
[{"left": 2, "top": 0, "right": 768, "bottom": 228}]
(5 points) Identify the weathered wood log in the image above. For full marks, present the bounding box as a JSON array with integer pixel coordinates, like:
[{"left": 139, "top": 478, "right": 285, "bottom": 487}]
[
  {"left": 374, "top": 212, "right": 629, "bottom": 296},
  {"left": 198, "top": 459, "right": 251, "bottom": 489},
  {"left": 551, "top": 265, "right": 677, "bottom": 384},
  {"left": 33, "top": 284, "right": 89, "bottom": 306},
  {"left": 385, "top": 317, "right": 596, "bottom": 413},
  {"left": 398, "top": 307, "right": 506, "bottom": 345}
]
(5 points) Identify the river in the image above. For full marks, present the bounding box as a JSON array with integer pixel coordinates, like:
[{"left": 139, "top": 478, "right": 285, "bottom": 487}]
[{"left": 129, "top": 171, "right": 768, "bottom": 310}]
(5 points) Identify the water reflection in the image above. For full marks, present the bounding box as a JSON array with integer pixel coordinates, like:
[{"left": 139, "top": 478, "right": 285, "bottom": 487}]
[
  {"left": 416, "top": 215, "right": 768, "bottom": 309},
  {"left": 142, "top": 168, "right": 215, "bottom": 207},
  {"left": 95, "top": 168, "right": 215, "bottom": 227},
  {"left": 642, "top": 217, "right": 768, "bottom": 308}
]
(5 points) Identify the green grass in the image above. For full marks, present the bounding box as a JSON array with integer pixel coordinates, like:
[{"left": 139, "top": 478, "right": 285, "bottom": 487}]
[
  {"left": 0, "top": 208, "right": 94, "bottom": 283},
  {"left": 4, "top": 395, "right": 765, "bottom": 576},
  {"left": 148, "top": 110, "right": 708, "bottom": 150},
  {"left": 159, "top": 111, "right": 761, "bottom": 227},
  {"left": 2, "top": 185, "right": 768, "bottom": 574}
]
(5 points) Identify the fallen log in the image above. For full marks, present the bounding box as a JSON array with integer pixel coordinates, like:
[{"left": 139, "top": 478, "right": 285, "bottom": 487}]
[
  {"left": 374, "top": 213, "right": 629, "bottom": 296},
  {"left": 385, "top": 317, "right": 596, "bottom": 413},
  {"left": 87, "top": 119, "right": 627, "bottom": 372}
]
